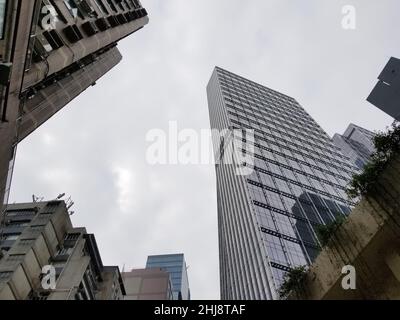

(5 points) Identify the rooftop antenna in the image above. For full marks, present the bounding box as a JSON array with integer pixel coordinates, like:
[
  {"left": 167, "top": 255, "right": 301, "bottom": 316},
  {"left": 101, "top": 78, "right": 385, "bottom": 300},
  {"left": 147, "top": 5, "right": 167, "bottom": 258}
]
[
  {"left": 56, "top": 193, "right": 65, "bottom": 200},
  {"left": 62, "top": 195, "right": 75, "bottom": 216},
  {"left": 32, "top": 194, "right": 44, "bottom": 203},
  {"left": 66, "top": 202, "right": 74, "bottom": 210}
]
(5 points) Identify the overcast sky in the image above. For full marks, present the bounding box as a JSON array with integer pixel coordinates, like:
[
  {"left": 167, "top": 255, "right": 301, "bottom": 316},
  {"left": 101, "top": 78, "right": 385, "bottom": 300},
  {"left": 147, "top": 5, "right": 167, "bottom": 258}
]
[{"left": 9, "top": 0, "right": 397, "bottom": 299}]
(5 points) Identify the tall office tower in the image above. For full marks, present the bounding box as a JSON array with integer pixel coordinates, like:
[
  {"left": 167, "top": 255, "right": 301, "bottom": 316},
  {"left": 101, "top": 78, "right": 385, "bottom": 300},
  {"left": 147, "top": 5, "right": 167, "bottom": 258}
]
[
  {"left": 122, "top": 268, "right": 174, "bottom": 300},
  {"left": 0, "top": 0, "right": 149, "bottom": 215},
  {"left": 207, "top": 67, "right": 356, "bottom": 300},
  {"left": 0, "top": 200, "right": 126, "bottom": 300},
  {"left": 146, "top": 254, "right": 191, "bottom": 300},
  {"left": 333, "top": 124, "right": 376, "bottom": 171}
]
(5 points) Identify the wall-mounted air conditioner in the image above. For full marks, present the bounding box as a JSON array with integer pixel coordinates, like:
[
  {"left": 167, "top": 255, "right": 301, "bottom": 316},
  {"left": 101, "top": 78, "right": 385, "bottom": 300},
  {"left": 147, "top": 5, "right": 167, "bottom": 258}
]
[
  {"left": 124, "top": 12, "right": 133, "bottom": 22},
  {"left": 32, "top": 38, "right": 50, "bottom": 63},
  {"left": 81, "top": 21, "right": 99, "bottom": 37},
  {"left": 116, "top": 14, "right": 128, "bottom": 25},
  {"left": 130, "top": 10, "right": 139, "bottom": 20},
  {"left": 43, "top": 30, "right": 64, "bottom": 49},
  {"left": 95, "top": 17, "right": 111, "bottom": 31},
  {"left": 63, "top": 25, "right": 84, "bottom": 43},
  {"left": 107, "top": 15, "right": 120, "bottom": 28}
]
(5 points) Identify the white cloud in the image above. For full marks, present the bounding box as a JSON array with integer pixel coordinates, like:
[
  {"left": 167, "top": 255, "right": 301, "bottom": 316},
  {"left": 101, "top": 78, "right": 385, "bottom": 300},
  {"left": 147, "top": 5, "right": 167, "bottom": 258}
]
[{"left": 112, "top": 166, "right": 135, "bottom": 213}]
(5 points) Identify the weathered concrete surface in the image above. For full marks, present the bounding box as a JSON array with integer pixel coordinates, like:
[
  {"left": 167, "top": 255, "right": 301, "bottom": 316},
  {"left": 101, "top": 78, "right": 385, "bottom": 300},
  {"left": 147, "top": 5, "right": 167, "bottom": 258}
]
[{"left": 291, "top": 154, "right": 400, "bottom": 300}]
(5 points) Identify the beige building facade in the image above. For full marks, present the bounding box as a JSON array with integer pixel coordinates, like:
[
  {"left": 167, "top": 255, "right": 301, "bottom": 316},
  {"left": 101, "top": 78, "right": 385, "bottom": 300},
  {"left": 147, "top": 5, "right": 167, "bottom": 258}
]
[{"left": 0, "top": 200, "right": 125, "bottom": 300}]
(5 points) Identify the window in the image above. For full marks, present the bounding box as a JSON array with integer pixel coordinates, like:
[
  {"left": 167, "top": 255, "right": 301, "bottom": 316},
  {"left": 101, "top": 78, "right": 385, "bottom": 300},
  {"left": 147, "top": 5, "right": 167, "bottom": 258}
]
[
  {"left": 65, "top": 233, "right": 80, "bottom": 241},
  {"left": 93, "top": 0, "right": 109, "bottom": 15},
  {"left": 28, "top": 290, "right": 50, "bottom": 300},
  {"left": 115, "top": 0, "right": 126, "bottom": 11},
  {"left": 131, "top": 0, "right": 141, "bottom": 9},
  {"left": 52, "top": 262, "right": 66, "bottom": 277},
  {"left": 106, "top": 0, "right": 118, "bottom": 13},
  {"left": 30, "top": 225, "right": 45, "bottom": 230},
  {"left": 64, "top": 0, "right": 81, "bottom": 18},
  {"left": 0, "top": 0, "right": 7, "bottom": 39},
  {"left": 6, "top": 220, "right": 31, "bottom": 227},
  {"left": 18, "top": 239, "right": 35, "bottom": 246},
  {"left": 5, "top": 209, "right": 36, "bottom": 217},
  {"left": 2, "top": 234, "right": 20, "bottom": 241},
  {"left": 75, "top": 0, "right": 98, "bottom": 18},
  {"left": 123, "top": 0, "right": 132, "bottom": 10},
  {"left": 0, "top": 271, "right": 12, "bottom": 280},
  {"left": 56, "top": 247, "right": 73, "bottom": 256},
  {"left": 7, "top": 254, "right": 24, "bottom": 262}
]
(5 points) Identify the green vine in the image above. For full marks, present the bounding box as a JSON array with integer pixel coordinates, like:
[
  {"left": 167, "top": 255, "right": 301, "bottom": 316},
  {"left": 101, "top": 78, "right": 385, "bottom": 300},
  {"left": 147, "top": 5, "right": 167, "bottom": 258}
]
[
  {"left": 315, "top": 215, "right": 346, "bottom": 247},
  {"left": 279, "top": 266, "right": 308, "bottom": 299},
  {"left": 346, "top": 122, "right": 400, "bottom": 199}
]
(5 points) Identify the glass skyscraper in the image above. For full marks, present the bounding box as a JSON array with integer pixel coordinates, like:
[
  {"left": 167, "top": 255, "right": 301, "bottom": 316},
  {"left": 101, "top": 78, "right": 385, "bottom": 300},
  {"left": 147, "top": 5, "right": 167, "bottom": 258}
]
[
  {"left": 333, "top": 124, "right": 376, "bottom": 171},
  {"left": 207, "top": 67, "right": 356, "bottom": 300},
  {"left": 146, "top": 254, "right": 191, "bottom": 300}
]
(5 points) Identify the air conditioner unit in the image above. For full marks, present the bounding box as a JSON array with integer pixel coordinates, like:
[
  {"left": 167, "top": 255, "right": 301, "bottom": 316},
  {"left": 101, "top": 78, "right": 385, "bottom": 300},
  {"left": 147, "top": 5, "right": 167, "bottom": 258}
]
[
  {"left": 81, "top": 21, "right": 99, "bottom": 36},
  {"left": 107, "top": 15, "right": 120, "bottom": 28},
  {"left": 95, "top": 17, "right": 111, "bottom": 31},
  {"left": 130, "top": 10, "right": 139, "bottom": 19},
  {"left": 42, "top": 30, "right": 63, "bottom": 50},
  {"left": 72, "top": 25, "right": 84, "bottom": 39},
  {"left": 49, "top": 30, "right": 64, "bottom": 48},
  {"left": 32, "top": 38, "right": 49, "bottom": 63},
  {"left": 135, "top": 9, "right": 143, "bottom": 18},
  {"left": 0, "top": 63, "right": 12, "bottom": 86},
  {"left": 124, "top": 12, "right": 133, "bottom": 22},
  {"left": 116, "top": 14, "right": 128, "bottom": 25},
  {"left": 63, "top": 25, "right": 83, "bottom": 43}
]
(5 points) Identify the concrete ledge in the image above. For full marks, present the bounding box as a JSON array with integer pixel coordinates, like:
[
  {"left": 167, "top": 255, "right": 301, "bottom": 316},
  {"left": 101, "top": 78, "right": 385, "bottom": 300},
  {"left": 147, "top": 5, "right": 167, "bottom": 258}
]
[{"left": 290, "top": 154, "right": 400, "bottom": 300}]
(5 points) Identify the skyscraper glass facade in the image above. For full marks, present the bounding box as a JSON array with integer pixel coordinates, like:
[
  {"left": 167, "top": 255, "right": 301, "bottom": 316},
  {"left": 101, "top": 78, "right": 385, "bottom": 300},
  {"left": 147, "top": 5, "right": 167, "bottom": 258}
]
[
  {"left": 146, "top": 254, "right": 191, "bottom": 300},
  {"left": 333, "top": 124, "right": 376, "bottom": 171},
  {"left": 207, "top": 67, "right": 356, "bottom": 300}
]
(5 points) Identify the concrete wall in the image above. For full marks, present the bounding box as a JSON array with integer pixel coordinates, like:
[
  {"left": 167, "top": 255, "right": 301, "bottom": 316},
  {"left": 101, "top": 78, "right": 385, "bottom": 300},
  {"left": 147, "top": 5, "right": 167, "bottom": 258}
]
[
  {"left": 123, "top": 268, "right": 172, "bottom": 300},
  {"left": 290, "top": 154, "right": 400, "bottom": 300}
]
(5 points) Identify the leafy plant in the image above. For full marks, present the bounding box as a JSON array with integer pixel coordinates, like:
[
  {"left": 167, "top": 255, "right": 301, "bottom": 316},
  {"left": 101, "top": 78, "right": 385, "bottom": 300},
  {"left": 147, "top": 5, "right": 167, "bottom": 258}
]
[
  {"left": 279, "top": 266, "right": 308, "bottom": 299},
  {"left": 315, "top": 215, "right": 346, "bottom": 247},
  {"left": 346, "top": 122, "right": 400, "bottom": 199}
]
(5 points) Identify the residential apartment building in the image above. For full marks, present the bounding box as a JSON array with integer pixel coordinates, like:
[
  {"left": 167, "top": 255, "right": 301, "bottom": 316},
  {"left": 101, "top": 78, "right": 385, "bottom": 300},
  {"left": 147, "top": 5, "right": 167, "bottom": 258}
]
[
  {"left": 0, "top": 0, "right": 149, "bottom": 215},
  {"left": 0, "top": 200, "right": 125, "bottom": 300}
]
